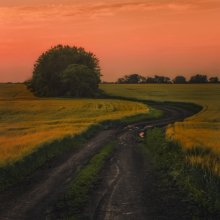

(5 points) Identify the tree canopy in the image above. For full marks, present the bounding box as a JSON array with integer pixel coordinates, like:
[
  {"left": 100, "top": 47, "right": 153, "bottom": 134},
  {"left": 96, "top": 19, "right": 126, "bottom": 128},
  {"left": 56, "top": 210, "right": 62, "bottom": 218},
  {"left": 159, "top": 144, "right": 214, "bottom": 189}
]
[
  {"left": 209, "top": 76, "right": 219, "bottom": 83},
  {"left": 116, "top": 73, "right": 219, "bottom": 84},
  {"left": 26, "top": 45, "right": 101, "bottom": 97},
  {"left": 117, "top": 74, "right": 171, "bottom": 84},
  {"left": 117, "top": 74, "right": 145, "bottom": 84},
  {"left": 189, "top": 74, "right": 208, "bottom": 83},
  {"left": 61, "top": 64, "right": 99, "bottom": 97},
  {"left": 173, "top": 76, "right": 186, "bottom": 84}
]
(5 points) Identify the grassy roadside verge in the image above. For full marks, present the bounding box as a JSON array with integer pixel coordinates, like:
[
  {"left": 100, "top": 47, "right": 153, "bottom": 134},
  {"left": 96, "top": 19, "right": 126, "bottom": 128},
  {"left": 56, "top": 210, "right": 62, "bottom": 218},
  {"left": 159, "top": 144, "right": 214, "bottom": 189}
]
[
  {"left": 0, "top": 107, "right": 159, "bottom": 192},
  {"left": 142, "top": 128, "right": 220, "bottom": 217},
  {"left": 50, "top": 141, "right": 116, "bottom": 219},
  {"left": 0, "top": 124, "right": 95, "bottom": 192}
]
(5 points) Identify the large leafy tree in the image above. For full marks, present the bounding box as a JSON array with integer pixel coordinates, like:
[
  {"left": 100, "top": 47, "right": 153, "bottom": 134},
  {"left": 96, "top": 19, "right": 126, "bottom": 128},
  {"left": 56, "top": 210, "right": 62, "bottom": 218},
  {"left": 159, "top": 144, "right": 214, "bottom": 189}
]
[{"left": 27, "top": 45, "right": 101, "bottom": 97}]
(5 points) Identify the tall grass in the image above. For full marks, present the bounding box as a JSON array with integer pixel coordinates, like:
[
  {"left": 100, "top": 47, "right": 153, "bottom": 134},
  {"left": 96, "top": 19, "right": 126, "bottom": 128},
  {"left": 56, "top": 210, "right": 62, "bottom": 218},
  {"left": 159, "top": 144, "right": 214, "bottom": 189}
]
[
  {"left": 0, "top": 84, "right": 156, "bottom": 191},
  {"left": 143, "top": 128, "right": 220, "bottom": 217},
  {"left": 0, "top": 84, "right": 149, "bottom": 167}
]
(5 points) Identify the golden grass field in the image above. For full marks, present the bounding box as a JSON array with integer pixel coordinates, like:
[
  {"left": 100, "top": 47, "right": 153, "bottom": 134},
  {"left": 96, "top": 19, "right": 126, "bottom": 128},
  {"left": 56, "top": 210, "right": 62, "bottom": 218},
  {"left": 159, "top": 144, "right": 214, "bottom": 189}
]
[
  {"left": 0, "top": 84, "right": 149, "bottom": 167},
  {"left": 101, "top": 84, "right": 220, "bottom": 175}
]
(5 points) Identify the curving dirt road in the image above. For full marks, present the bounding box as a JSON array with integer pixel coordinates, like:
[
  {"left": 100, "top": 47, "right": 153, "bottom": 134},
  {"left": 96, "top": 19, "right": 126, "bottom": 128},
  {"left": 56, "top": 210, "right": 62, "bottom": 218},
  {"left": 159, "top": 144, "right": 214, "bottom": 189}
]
[
  {"left": 0, "top": 103, "right": 199, "bottom": 219},
  {"left": 86, "top": 104, "right": 199, "bottom": 220},
  {"left": 91, "top": 133, "right": 191, "bottom": 220}
]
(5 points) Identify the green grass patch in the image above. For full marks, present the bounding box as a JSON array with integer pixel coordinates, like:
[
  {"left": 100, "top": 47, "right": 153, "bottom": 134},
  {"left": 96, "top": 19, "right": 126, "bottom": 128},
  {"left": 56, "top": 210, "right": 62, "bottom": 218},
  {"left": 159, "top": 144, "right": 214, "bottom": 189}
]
[
  {"left": 143, "top": 128, "right": 220, "bottom": 217},
  {"left": 52, "top": 141, "right": 116, "bottom": 219}
]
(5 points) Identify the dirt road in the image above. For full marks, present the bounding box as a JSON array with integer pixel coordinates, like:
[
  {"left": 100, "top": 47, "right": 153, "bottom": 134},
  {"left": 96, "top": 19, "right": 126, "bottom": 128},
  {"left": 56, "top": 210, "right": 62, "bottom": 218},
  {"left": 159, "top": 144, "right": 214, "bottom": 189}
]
[
  {"left": 91, "top": 129, "right": 194, "bottom": 220},
  {"left": 87, "top": 104, "right": 199, "bottom": 220},
  {"left": 0, "top": 130, "right": 117, "bottom": 220},
  {"left": 0, "top": 103, "right": 199, "bottom": 219}
]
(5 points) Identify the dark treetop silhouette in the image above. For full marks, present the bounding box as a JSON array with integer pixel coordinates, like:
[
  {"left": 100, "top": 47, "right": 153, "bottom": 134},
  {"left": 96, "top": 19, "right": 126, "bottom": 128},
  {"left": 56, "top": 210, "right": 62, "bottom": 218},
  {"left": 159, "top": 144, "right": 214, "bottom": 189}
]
[{"left": 26, "top": 45, "right": 101, "bottom": 97}]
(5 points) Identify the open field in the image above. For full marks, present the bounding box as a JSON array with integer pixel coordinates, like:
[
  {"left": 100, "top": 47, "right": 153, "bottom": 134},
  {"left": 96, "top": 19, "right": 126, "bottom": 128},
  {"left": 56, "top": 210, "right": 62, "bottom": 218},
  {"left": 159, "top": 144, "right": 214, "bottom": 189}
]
[
  {"left": 1, "top": 83, "right": 218, "bottom": 218},
  {"left": 0, "top": 84, "right": 149, "bottom": 167},
  {"left": 1, "top": 104, "right": 203, "bottom": 219},
  {"left": 101, "top": 84, "right": 220, "bottom": 175}
]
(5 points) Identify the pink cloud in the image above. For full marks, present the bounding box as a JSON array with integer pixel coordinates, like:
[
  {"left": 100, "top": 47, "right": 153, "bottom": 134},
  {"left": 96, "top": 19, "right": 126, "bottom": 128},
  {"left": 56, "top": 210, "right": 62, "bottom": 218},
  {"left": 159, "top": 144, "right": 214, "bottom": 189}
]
[{"left": 1, "top": 0, "right": 220, "bottom": 26}]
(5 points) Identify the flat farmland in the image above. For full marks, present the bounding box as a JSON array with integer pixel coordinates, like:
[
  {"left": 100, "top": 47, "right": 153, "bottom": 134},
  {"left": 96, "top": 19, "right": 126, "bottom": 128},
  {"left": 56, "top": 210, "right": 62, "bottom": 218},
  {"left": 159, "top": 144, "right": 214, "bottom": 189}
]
[
  {"left": 1, "top": 83, "right": 219, "bottom": 218},
  {"left": 101, "top": 84, "right": 220, "bottom": 175},
  {"left": 0, "top": 84, "right": 149, "bottom": 167}
]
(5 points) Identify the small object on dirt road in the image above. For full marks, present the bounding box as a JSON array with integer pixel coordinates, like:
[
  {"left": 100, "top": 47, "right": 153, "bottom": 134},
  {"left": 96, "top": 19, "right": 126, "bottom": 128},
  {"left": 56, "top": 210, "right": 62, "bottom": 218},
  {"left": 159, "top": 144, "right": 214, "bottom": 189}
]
[{"left": 139, "top": 132, "right": 145, "bottom": 138}]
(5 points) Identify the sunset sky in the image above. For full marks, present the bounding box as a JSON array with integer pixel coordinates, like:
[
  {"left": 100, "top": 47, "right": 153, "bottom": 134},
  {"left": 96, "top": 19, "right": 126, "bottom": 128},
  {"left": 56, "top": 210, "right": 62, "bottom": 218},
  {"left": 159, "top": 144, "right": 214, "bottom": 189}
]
[{"left": 0, "top": 0, "right": 220, "bottom": 82}]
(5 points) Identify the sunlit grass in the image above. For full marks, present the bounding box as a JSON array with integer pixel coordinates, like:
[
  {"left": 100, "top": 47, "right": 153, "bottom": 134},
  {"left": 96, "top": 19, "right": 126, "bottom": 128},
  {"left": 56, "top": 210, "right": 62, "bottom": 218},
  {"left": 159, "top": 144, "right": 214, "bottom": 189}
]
[
  {"left": 0, "top": 84, "right": 149, "bottom": 166},
  {"left": 101, "top": 84, "right": 220, "bottom": 175}
]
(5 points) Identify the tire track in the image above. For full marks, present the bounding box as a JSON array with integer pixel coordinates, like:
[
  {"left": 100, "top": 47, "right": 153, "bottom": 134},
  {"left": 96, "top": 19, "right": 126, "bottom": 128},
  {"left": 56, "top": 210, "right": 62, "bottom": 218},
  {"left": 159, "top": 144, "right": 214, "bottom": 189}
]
[{"left": 94, "top": 131, "right": 148, "bottom": 220}]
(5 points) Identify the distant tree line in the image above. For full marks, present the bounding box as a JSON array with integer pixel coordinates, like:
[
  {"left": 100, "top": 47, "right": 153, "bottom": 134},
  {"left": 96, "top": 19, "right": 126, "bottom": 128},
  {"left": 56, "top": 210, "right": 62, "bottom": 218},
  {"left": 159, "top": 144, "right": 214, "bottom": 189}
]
[{"left": 115, "top": 74, "right": 220, "bottom": 84}]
